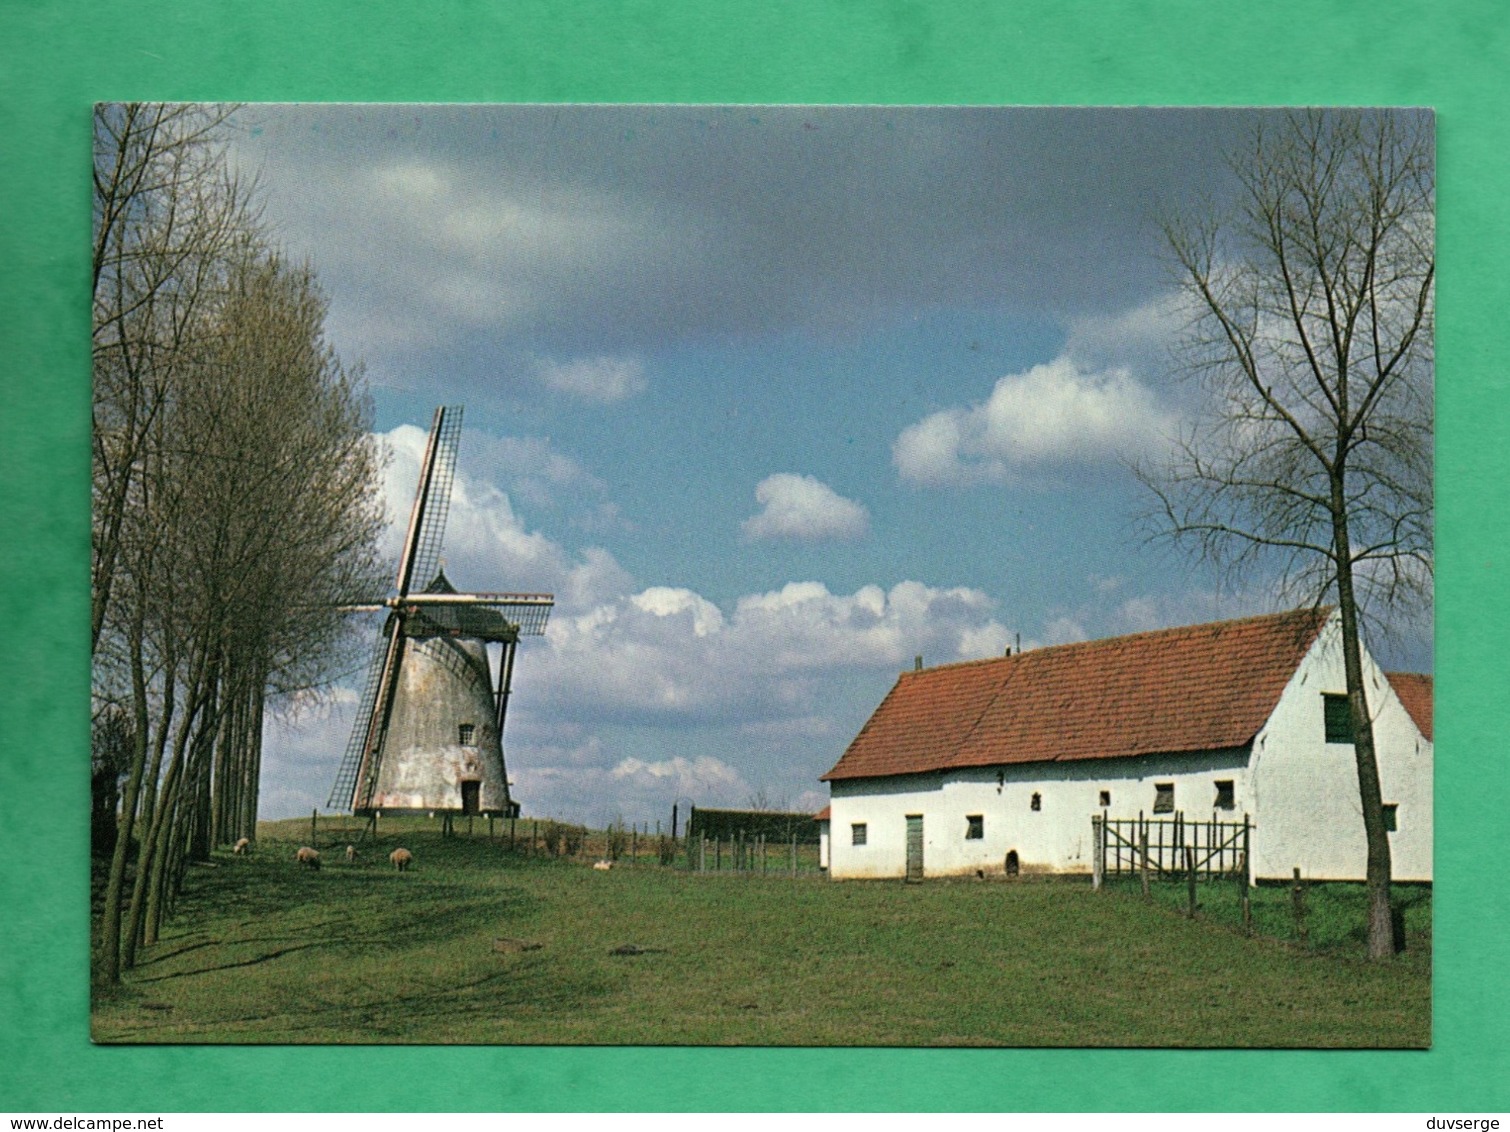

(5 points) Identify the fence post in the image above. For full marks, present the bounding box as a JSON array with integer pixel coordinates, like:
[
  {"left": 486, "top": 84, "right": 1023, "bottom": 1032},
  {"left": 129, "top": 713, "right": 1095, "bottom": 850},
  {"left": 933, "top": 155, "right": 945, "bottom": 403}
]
[
  {"left": 1140, "top": 831, "right": 1150, "bottom": 900},
  {"left": 1238, "top": 852, "right": 1251, "bottom": 935},
  {"left": 311, "top": 808, "right": 318, "bottom": 847},
  {"left": 1185, "top": 846, "right": 1197, "bottom": 918},
  {"left": 1091, "top": 814, "right": 1104, "bottom": 890},
  {"left": 1240, "top": 816, "right": 1252, "bottom": 934},
  {"left": 631, "top": 823, "right": 638, "bottom": 864},
  {"left": 791, "top": 832, "right": 798, "bottom": 878},
  {"left": 1292, "top": 866, "right": 1308, "bottom": 948},
  {"left": 699, "top": 835, "right": 706, "bottom": 873}
]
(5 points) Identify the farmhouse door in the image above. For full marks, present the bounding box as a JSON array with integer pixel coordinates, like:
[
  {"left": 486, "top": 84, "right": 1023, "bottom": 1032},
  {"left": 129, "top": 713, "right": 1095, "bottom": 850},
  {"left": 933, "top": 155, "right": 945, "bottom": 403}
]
[{"left": 905, "top": 814, "right": 924, "bottom": 881}]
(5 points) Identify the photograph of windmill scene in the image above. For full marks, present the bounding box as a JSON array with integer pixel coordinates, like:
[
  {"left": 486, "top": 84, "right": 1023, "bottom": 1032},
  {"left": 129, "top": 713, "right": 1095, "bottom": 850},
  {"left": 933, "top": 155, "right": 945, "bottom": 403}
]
[{"left": 90, "top": 104, "right": 1434, "bottom": 1046}]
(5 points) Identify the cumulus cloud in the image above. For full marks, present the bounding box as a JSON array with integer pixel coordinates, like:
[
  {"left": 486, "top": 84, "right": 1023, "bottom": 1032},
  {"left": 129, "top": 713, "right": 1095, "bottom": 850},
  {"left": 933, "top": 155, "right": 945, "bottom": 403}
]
[
  {"left": 1062, "top": 293, "right": 1189, "bottom": 376},
  {"left": 532, "top": 355, "right": 648, "bottom": 402},
  {"left": 894, "top": 356, "right": 1177, "bottom": 487},
  {"left": 527, "top": 578, "right": 1010, "bottom": 728},
  {"left": 740, "top": 473, "right": 870, "bottom": 542}
]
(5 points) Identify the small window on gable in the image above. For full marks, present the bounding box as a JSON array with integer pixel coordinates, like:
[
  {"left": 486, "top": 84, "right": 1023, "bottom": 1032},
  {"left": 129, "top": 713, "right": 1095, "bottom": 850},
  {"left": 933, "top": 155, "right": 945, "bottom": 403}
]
[
  {"left": 1099, "top": 790, "right": 1111, "bottom": 807},
  {"left": 1323, "top": 694, "right": 1354, "bottom": 744},
  {"left": 1154, "top": 782, "right": 1175, "bottom": 813},
  {"left": 965, "top": 814, "right": 984, "bottom": 840},
  {"left": 851, "top": 822, "right": 868, "bottom": 846},
  {"left": 1030, "top": 792, "right": 1042, "bottom": 812},
  {"left": 1214, "top": 780, "right": 1235, "bottom": 810},
  {"left": 457, "top": 723, "right": 475, "bottom": 745},
  {"left": 1383, "top": 804, "right": 1398, "bottom": 832}
]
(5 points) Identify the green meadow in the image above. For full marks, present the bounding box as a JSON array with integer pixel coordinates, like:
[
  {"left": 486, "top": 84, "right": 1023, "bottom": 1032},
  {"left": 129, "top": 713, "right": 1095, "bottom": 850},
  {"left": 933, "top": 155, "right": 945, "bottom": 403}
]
[{"left": 92, "top": 818, "right": 1430, "bottom": 1047}]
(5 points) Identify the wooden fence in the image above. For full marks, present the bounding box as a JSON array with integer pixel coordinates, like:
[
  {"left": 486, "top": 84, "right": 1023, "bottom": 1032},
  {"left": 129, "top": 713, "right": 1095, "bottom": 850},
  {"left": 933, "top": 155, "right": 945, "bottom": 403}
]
[
  {"left": 687, "top": 830, "right": 822, "bottom": 877},
  {"left": 1092, "top": 811, "right": 1251, "bottom": 886}
]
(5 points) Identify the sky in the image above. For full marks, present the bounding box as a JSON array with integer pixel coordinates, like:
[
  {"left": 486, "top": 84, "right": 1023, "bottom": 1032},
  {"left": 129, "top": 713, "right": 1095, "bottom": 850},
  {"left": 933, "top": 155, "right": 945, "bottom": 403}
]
[{"left": 231, "top": 105, "right": 1434, "bottom": 827}]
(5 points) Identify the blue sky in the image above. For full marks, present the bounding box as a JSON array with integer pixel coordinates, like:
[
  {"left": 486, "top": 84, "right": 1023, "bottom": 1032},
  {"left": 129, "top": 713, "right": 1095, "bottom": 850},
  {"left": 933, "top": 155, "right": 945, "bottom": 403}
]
[{"left": 234, "top": 105, "right": 1433, "bottom": 827}]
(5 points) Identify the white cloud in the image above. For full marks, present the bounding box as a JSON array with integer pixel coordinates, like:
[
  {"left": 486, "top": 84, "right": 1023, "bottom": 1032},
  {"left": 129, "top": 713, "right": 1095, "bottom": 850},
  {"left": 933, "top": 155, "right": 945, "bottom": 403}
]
[
  {"left": 526, "top": 578, "right": 1009, "bottom": 728},
  {"left": 1062, "top": 293, "right": 1189, "bottom": 376},
  {"left": 740, "top": 473, "right": 870, "bottom": 542},
  {"left": 533, "top": 355, "right": 648, "bottom": 402},
  {"left": 895, "top": 357, "right": 1176, "bottom": 487}
]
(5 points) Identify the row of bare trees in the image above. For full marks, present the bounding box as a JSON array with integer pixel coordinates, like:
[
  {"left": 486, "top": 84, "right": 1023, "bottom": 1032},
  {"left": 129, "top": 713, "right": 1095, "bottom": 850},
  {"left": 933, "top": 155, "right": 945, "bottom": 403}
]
[{"left": 91, "top": 104, "right": 386, "bottom": 983}]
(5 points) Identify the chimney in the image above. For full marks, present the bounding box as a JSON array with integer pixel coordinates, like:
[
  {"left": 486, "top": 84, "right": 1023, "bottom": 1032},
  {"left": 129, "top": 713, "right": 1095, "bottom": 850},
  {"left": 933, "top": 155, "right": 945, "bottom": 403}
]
[{"left": 914, "top": 655, "right": 923, "bottom": 671}]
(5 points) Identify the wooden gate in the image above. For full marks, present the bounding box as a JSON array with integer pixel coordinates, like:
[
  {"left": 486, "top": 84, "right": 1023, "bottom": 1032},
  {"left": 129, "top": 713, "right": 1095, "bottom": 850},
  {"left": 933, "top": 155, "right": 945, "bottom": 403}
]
[
  {"left": 905, "top": 814, "right": 924, "bottom": 881},
  {"left": 1093, "top": 812, "right": 1250, "bottom": 881}
]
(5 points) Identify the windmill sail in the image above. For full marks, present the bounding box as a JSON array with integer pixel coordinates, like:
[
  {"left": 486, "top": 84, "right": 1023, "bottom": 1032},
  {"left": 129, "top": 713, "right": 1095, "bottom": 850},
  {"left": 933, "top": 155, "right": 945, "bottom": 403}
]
[
  {"left": 326, "top": 642, "right": 387, "bottom": 809},
  {"left": 400, "top": 405, "right": 462, "bottom": 597}
]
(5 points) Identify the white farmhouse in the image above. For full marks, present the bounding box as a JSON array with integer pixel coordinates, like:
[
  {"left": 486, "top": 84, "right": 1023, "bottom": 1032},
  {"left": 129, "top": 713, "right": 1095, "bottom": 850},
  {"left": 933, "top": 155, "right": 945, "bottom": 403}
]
[{"left": 821, "top": 608, "right": 1432, "bottom": 884}]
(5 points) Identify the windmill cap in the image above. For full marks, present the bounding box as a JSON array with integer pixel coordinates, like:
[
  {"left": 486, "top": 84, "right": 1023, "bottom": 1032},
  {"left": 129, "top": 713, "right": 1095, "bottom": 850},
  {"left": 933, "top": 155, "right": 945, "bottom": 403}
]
[{"left": 424, "top": 569, "right": 458, "bottom": 594}]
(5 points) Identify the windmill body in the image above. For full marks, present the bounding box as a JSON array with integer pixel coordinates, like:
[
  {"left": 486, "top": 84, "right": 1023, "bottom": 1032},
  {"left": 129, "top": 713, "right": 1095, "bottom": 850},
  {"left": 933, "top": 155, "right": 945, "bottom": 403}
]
[
  {"left": 363, "top": 573, "right": 516, "bottom": 816},
  {"left": 328, "top": 406, "right": 552, "bottom": 821}
]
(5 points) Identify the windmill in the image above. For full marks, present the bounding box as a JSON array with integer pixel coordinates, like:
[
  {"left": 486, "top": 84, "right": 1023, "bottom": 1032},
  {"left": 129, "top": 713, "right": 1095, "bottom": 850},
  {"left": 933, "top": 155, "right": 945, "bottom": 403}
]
[{"left": 327, "top": 406, "right": 553, "bottom": 830}]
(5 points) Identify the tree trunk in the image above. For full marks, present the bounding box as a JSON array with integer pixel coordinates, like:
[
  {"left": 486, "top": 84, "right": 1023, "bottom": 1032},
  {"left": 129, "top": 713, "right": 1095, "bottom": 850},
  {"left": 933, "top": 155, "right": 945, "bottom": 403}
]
[
  {"left": 1332, "top": 493, "right": 1395, "bottom": 960},
  {"left": 96, "top": 612, "right": 150, "bottom": 985}
]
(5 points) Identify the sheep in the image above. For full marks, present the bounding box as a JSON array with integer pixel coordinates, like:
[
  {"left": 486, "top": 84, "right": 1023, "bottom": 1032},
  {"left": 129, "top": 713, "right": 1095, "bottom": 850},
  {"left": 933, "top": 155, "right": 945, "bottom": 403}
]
[
  {"left": 295, "top": 846, "right": 321, "bottom": 870},
  {"left": 232, "top": 837, "right": 251, "bottom": 855},
  {"left": 592, "top": 859, "right": 614, "bottom": 871},
  {"left": 390, "top": 847, "right": 413, "bottom": 871},
  {"left": 345, "top": 844, "right": 357, "bottom": 863}
]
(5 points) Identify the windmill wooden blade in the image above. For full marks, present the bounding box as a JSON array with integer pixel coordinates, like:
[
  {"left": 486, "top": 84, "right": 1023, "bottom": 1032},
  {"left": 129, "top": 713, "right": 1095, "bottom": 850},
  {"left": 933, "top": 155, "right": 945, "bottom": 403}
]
[
  {"left": 337, "top": 613, "right": 408, "bottom": 813},
  {"left": 326, "top": 639, "right": 387, "bottom": 810},
  {"left": 394, "top": 404, "right": 463, "bottom": 598}
]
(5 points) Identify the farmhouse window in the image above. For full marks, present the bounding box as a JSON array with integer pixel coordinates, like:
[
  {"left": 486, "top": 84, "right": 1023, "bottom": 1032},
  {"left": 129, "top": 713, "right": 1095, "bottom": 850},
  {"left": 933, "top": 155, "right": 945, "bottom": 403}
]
[
  {"left": 458, "top": 722, "right": 475, "bottom": 745},
  {"left": 1323, "top": 694, "right": 1355, "bottom": 744},
  {"left": 1214, "top": 780, "right": 1235, "bottom": 810},
  {"left": 966, "top": 814, "right": 984, "bottom": 839},
  {"left": 1099, "top": 790, "right": 1111, "bottom": 807},
  {"left": 851, "top": 822, "right": 868, "bottom": 846},
  {"left": 1383, "top": 803, "right": 1399, "bottom": 832},
  {"left": 1030, "top": 792, "right": 1042, "bottom": 812},
  {"left": 1153, "top": 782, "right": 1175, "bottom": 813}
]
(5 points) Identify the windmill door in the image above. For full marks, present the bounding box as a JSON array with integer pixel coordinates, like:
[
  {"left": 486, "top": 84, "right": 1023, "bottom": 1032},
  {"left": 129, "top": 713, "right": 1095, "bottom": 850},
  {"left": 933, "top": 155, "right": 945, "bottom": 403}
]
[
  {"left": 460, "top": 780, "right": 481, "bottom": 815},
  {"left": 905, "top": 814, "right": 924, "bottom": 881}
]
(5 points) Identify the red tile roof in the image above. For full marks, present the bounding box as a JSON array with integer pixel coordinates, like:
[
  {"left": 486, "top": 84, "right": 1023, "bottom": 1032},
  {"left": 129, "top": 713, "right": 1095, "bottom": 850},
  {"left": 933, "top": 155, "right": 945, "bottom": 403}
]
[
  {"left": 814, "top": 806, "right": 831, "bottom": 821},
  {"left": 1385, "top": 672, "right": 1433, "bottom": 740},
  {"left": 822, "top": 607, "right": 1332, "bottom": 782}
]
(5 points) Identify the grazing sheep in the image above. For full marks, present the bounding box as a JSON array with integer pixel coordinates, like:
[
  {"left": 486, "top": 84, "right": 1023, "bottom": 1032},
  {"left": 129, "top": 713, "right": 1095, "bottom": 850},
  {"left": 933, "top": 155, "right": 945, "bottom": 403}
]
[
  {"left": 233, "top": 837, "right": 250, "bottom": 855},
  {"left": 390, "top": 847, "right": 413, "bottom": 871},
  {"left": 345, "top": 844, "right": 357, "bottom": 863},
  {"left": 295, "top": 846, "right": 321, "bottom": 870},
  {"left": 592, "top": 859, "right": 613, "bottom": 871}
]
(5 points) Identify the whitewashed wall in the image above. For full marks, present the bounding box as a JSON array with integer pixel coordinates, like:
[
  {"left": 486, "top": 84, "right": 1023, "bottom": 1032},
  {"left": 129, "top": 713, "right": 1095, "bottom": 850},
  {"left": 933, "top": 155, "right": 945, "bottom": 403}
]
[
  {"left": 1249, "top": 617, "right": 1433, "bottom": 882},
  {"left": 828, "top": 751, "right": 1252, "bottom": 880}
]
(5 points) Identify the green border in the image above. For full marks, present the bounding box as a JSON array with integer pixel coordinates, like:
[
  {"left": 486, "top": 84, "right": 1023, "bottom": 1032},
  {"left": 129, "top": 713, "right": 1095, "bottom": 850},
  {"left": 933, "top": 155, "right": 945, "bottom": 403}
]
[{"left": 2, "top": 0, "right": 1505, "bottom": 1113}]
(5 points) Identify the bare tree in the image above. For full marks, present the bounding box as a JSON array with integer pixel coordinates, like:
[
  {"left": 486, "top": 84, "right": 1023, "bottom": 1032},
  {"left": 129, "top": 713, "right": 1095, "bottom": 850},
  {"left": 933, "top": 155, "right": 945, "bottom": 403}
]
[
  {"left": 92, "top": 102, "right": 253, "bottom": 656},
  {"left": 1142, "top": 110, "right": 1433, "bottom": 960}
]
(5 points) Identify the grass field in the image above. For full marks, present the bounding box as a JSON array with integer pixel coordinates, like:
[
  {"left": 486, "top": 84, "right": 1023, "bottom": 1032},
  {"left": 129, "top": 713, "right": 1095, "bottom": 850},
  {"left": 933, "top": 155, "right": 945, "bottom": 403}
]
[{"left": 91, "top": 817, "right": 1431, "bottom": 1047}]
